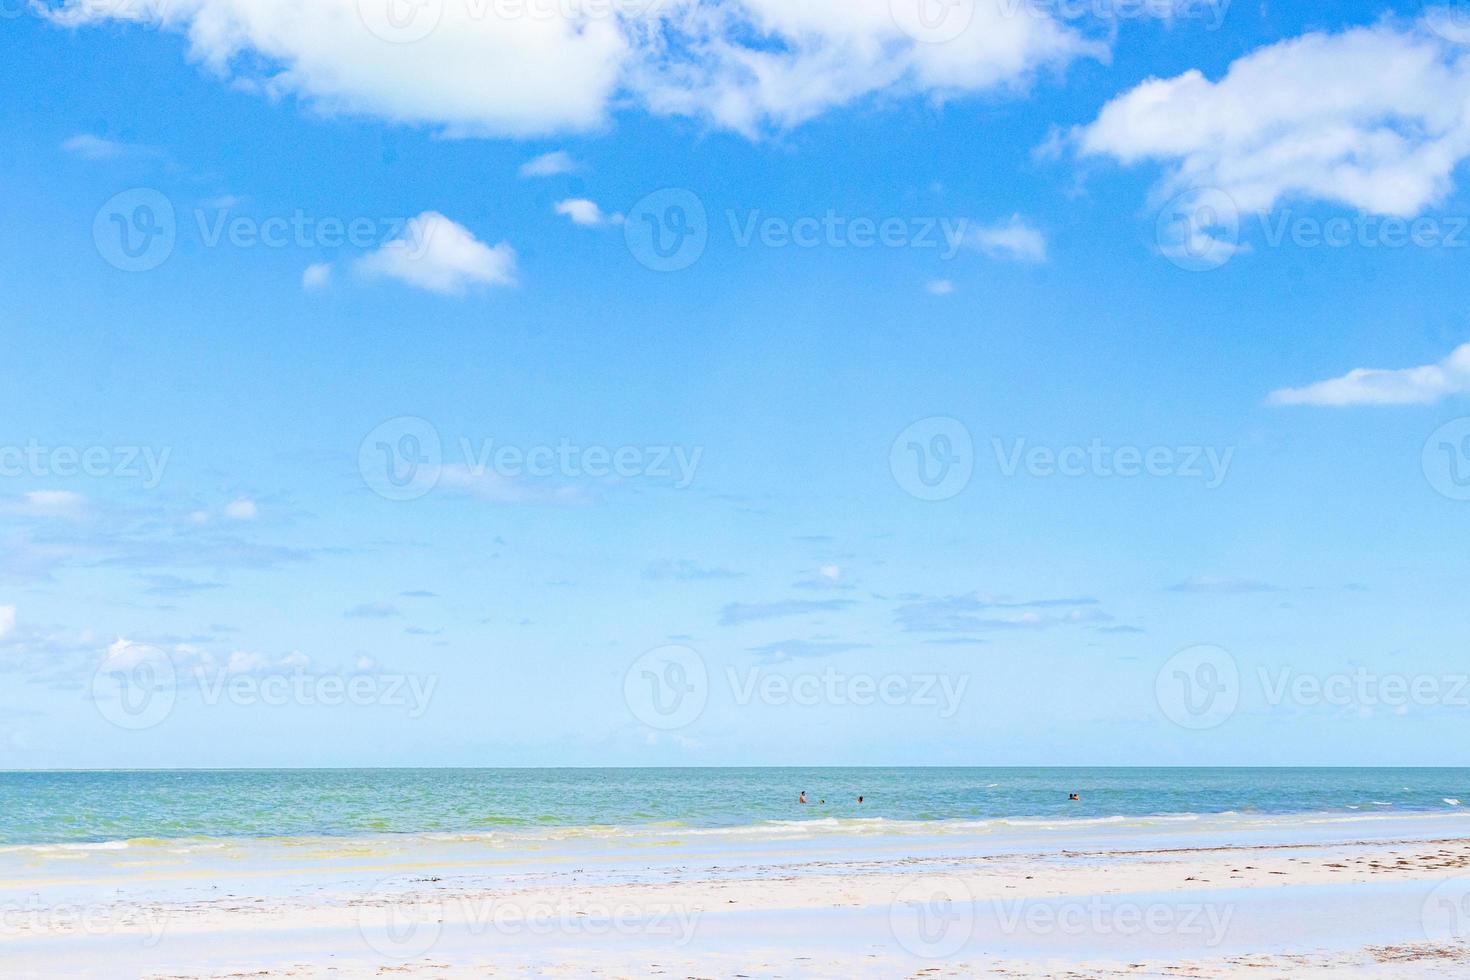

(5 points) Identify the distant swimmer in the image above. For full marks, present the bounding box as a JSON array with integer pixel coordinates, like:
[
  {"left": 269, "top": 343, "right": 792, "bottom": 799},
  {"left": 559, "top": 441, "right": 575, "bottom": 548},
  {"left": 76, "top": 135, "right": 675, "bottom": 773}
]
[
  {"left": 1068, "top": 793, "right": 1080, "bottom": 801},
  {"left": 858, "top": 796, "right": 864, "bottom": 804},
  {"left": 799, "top": 791, "right": 807, "bottom": 804}
]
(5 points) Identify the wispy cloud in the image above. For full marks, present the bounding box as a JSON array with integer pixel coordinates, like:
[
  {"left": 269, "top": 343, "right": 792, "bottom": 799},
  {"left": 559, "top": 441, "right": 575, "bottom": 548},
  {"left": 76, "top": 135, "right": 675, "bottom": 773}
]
[
  {"left": 967, "top": 215, "right": 1047, "bottom": 262},
  {"left": 719, "top": 599, "right": 857, "bottom": 626},
  {"left": 1269, "top": 343, "right": 1470, "bottom": 407},
  {"left": 1168, "top": 576, "right": 1278, "bottom": 595},
  {"left": 344, "top": 601, "right": 400, "bottom": 619},
  {"left": 519, "top": 150, "right": 579, "bottom": 178},
  {"left": 895, "top": 593, "right": 1104, "bottom": 633},
  {"left": 643, "top": 560, "right": 741, "bottom": 582},
  {"left": 747, "top": 639, "right": 869, "bottom": 662},
  {"left": 61, "top": 133, "right": 162, "bottom": 162}
]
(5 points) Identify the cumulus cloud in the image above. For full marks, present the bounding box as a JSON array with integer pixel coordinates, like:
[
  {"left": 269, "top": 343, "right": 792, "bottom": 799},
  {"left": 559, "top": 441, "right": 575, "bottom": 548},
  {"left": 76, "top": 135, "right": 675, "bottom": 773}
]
[
  {"left": 520, "top": 150, "right": 580, "bottom": 177},
  {"left": 302, "top": 262, "right": 332, "bottom": 290},
  {"left": 1269, "top": 343, "right": 1470, "bottom": 406},
  {"left": 224, "top": 497, "right": 258, "bottom": 520},
  {"left": 966, "top": 214, "right": 1048, "bottom": 262},
  {"left": 1075, "top": 18, "right": 1470, "bottom": 217},
  {"left": 41, "top": 0, "right": 1102, "bottom": 138},
  {"left": 356, "top": 212, "right": 516, "bottom": 294},
  {"left": 554, "top": 198, "right": 619, "bottom": 226}
]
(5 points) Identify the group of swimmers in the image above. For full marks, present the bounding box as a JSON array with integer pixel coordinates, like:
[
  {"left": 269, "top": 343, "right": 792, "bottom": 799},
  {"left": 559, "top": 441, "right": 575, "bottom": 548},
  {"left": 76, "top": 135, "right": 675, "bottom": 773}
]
[
  {"left": 799, "top": 791, "right": 1081, "bottom": 803},
  {"left": 798, "top": 792, "right": 862, "bottom": 805}
]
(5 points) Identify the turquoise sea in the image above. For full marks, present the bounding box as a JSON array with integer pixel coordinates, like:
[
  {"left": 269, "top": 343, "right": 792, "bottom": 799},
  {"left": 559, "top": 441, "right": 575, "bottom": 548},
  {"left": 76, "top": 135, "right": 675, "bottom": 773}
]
[{"left": 5, "top": 767, "right": 1470, "bottom": 847}]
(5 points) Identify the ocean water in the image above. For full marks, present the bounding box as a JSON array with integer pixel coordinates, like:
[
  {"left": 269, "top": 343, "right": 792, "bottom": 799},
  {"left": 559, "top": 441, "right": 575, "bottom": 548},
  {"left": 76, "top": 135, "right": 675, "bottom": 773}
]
[{"left": 4, "top": 767, "right": 1469, "bottom": 848}]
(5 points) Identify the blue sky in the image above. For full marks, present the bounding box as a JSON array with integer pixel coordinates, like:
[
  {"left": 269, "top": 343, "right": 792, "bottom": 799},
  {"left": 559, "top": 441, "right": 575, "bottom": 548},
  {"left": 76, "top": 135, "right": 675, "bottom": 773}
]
[{"left": 2, "top": 0, "right": 1470, "bottom": 768}]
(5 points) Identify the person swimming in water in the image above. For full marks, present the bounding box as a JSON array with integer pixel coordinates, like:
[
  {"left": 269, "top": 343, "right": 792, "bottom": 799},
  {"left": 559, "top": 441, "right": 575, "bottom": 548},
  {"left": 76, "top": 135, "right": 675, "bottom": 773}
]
[
  {"left": 799, "top": 791, "right": 807, "bottom": 804},
  {"left": 857, "top": 796, "right": 864, "bottom": 804},
  {"left": 1068, "top": 793, "right": 1079, "bottom": 801}
]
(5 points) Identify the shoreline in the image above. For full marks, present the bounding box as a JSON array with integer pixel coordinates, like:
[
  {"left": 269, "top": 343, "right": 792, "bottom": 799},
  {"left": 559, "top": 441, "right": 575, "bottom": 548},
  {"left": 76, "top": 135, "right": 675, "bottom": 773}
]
[{"left": 6, "top": 824, "right": 1470, "bottom": 977}]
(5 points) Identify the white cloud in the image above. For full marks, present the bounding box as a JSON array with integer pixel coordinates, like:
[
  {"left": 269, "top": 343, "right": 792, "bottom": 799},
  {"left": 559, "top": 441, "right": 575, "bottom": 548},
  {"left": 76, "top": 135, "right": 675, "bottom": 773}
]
[
  {"left": 926, "top": 278, "right": 955, "bottom": 295},
  {"left": 437, "top": 464, "right": 586, "bottom": 505},
  {"left": 302, "top": 262, "right": 332, "bottom": 290},
  {"left": 224, "top": 497, "right": 259, "bottom": 520},
  {"left": 0, "top": 606, "right": 14, "bottom": 640},
  {"left": 1269, "top": 343, "right": 1470, "bottom": 407},
  {"left": 356, "top": 212, "right": 516, "bottom": 295},
  {"left": 61, "top": 133, "right": 159, "bottom": 161},
  {"left": 967, "top": 214, "right": 1047, "bottom": 262},
  {"left": 1075, "top": 18, "right": 1470, "bottom": 217},
  {"left": 0, "top": 491, "right": 87, "bottom": 519},
  {"left": 43, "top": 0, "right": 1102, "bottom": 138},
  {"left": 520, "top": 150, "right": 579, "bottom": 177},
  {"left": 554, "top": 198, "right": 618, "bottom": 226}
]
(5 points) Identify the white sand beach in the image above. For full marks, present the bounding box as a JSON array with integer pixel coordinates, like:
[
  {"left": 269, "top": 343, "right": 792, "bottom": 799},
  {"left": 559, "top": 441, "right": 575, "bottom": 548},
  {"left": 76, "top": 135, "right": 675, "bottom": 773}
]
[{"left": 6, "top": 822, "right": 1470, "bottom": 978}]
